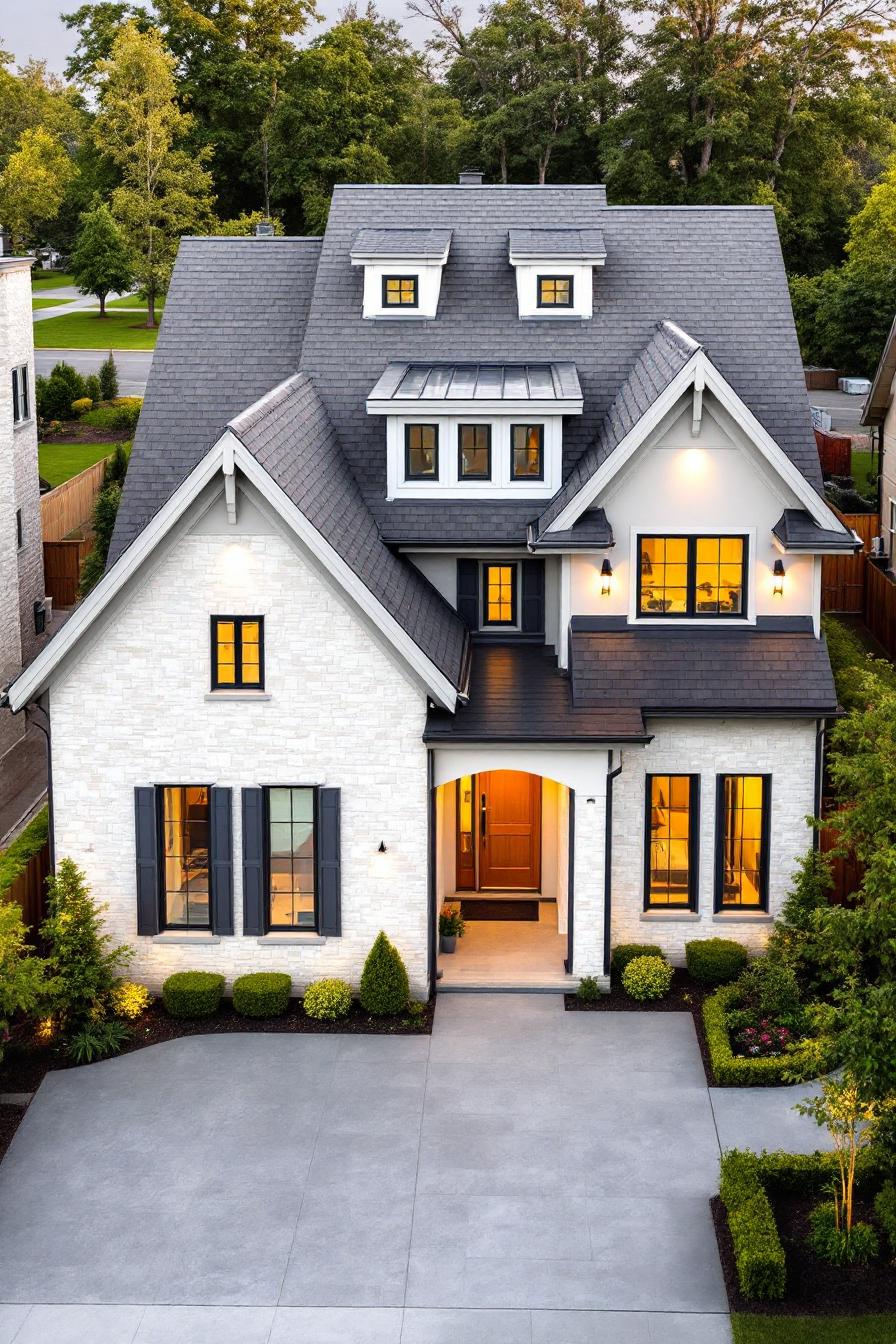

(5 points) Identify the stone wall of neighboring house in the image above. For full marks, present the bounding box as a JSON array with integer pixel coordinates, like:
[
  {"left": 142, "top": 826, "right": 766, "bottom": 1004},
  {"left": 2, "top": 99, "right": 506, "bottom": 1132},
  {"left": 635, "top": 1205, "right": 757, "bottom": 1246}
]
[
  {"left": 610, "top": 716, "right": 818, "bottom": 962},
  {"left": 49, "top": 505, "right": 434, "bottom": 996}
]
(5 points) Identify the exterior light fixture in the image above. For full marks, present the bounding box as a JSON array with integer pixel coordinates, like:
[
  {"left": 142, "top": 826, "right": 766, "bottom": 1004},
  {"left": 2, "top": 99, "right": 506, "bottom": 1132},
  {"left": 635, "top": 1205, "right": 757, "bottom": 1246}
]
[
  {"left": 773, "top": 559, "right": 785, "bottom": 597},
  {"left": 377, "top": 840, "right": 388, "bottom": 853},
  {"left": 600, "top": 557, "right": 613, "bottom": 596}
]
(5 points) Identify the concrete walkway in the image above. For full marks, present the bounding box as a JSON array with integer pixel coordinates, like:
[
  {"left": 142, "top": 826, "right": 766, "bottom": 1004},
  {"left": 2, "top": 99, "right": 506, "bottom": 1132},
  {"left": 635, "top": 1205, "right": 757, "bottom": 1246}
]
[{"left": 0, "top": 996, "right": 831, "bottom": 1343}]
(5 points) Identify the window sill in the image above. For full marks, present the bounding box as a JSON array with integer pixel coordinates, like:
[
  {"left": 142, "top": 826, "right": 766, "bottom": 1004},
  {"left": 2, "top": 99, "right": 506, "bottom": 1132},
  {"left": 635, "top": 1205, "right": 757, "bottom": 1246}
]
[
  {"left": 13, "top": 418, "right": 35, "bottom": 431},
  {"left": 256, "top": 933, "right": 327, "bottom": 946},
  {"left": 152, "top": 932, "right": 221, "bottom": 944},
  {"left": 712, "top": 911, "right": 773, "bottom": 924},
  {"left": 204, "top": 691, "right": 272, "bottom": 702},
  {"left": 640, "top": 909, "right": 700, "bottom": 921}
]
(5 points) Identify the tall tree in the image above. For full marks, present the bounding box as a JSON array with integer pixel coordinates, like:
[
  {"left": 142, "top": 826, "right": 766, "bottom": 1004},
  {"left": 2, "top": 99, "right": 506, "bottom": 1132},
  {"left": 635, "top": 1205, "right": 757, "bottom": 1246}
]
[
  {"left": 94, "top": 22, "right": 215, "bottom": 326},
  {"left": 0, "top": 127, "right": 77, "bottom": 251},
  {"left": 70, "top": 200, "right": 134, "bottom": 316}
]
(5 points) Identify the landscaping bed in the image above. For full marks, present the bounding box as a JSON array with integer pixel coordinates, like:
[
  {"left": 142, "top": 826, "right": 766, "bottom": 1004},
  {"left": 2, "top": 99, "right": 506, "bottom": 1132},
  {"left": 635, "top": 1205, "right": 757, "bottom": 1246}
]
[
  {"left": 732, "top": 1312, "right": 896, "bottom": 1342},
  {"left": 0, "top": 1105, "right": 25, "bottom": 1164}
]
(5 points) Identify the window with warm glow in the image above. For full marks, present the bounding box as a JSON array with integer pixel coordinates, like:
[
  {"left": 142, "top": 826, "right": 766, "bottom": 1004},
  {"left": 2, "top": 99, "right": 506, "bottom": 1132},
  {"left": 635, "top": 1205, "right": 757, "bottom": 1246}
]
[
  {"left": 405, "top": 424, "right": 439, "bottom": 479},
  {"left": 482, "top": 562, "right": 517, "bottom": 626},
  {"left": 638, "top": 536, "right": 746, "bottom": 617},
  {"left": 268, "top": 786, "right": 316, "bottom": 929},
  {"left": 716, "top": 774, "right": 769, "bottom": 909},
  {"left": 211, "top": 616, "right": 264, "bottom": 689},
  {"left": 645, "top": 775, "right": 697, "bottom": 908},
  {"left": 458, "top": 424, "right": 491, "bottom": 479},
  {"left": 537, "top": 275, "right": 573, "bottom": 308},
  {"left": 382, "top": 275, "right": 418, "bottom": 307},
  {"left": 511, "top": 424, "right": 544, "bottom": 480},
  {"left": 160, "top": 785, "right": 210, "bottom": 929}
]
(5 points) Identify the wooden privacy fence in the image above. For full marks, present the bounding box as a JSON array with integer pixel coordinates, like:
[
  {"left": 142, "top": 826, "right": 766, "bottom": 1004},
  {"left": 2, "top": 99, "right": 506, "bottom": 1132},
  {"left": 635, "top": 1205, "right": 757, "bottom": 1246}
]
[
  {"left": 40, "top": 456, "right": 108, "bottom": 542},
  {"left": 814, "top": 428, "right": 852, "bottom": 477},
  {"left": 820, "top": 512, "right": 879, "bottom": 614},
  {"left": 863, "top": 558, "right": 896, "bottom": 658},
  {"left": 6, "top": 841, "right": 50, "bottom": 938},
  {"left": 818, "top": 801, "right": 863, "bottom": 905},
  {"left": 43, "top": 537, "right": 93, "bottom": 607}
]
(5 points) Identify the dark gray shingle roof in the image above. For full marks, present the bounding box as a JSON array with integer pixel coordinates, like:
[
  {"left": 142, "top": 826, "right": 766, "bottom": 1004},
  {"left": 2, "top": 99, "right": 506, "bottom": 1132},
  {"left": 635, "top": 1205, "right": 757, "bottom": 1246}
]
[
  {"left": 772, "top": 509, "right": 862, "bottom": 552},
  {"left": 350, "top": 228, "right": 451, "bottom": 260},
  {"left": 528, "top": 508, "right": 613, "bottom": 550},
  {"left": 508, "top": 227, "right": 606, "bottom": 260}
]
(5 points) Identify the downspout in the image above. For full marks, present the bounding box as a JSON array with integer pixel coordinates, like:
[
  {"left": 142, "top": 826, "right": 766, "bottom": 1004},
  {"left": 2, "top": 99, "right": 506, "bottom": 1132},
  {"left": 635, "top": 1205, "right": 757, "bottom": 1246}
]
[
  {"left": 565, "top": 790, "right": 575, "bottom": 973},
  {"left": 813, "top": 718, "right": 825, "bottom": 851},
  {"left": 23, "top": 693, "right": 54, "bottom": 872},
  {"left": 603, "top": 751, "right": 624, "bottom": 977},
  {"left": 426, "top": 747, "right": 437, "bottom": 994}
]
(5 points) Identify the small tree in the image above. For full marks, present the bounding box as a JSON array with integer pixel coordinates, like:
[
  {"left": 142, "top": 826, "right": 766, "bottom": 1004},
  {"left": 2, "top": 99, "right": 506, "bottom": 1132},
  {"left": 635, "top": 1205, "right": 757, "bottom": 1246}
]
[
  {"left": 796, "top": 1074, "right": 890, "bottom": 1239},
  {"left": 0, "top": 902, "right": 47, "bottom": 1063},
  {"left": 79, "top": 479, "right": 122, "bottom": 596},
  {"left": 766, "top": 849, "right": 836, "bottom": 998},
  {"left": 99, "top": 352, "right": 119, "bottom": 400},
  {"left": 41, "top": 857, "right": 132, "bottom": 1034},
  {"left": 359, "top": 931, "right": 409, "bottom": 1016},
  {"left": 70, "top": 201, "right": 134, "bottom": 318}
]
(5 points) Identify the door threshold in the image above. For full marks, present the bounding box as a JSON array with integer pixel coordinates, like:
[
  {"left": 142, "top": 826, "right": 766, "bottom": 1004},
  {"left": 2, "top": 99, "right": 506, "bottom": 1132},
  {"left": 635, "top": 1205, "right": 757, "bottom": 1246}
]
[{"left": 450, "top": 892, "right": 550, "bottom": 901}]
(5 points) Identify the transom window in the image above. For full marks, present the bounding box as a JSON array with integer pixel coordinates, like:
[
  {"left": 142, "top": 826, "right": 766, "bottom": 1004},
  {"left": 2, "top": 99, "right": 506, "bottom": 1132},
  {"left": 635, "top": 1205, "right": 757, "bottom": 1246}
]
[
  {"left": 12, "top": 365, "right": 29, "bottom": 424},
  {"left": 645, "top": 775, "right": 698, "bottom": 909},
  {"left": 511, "top": 424, "right": 544, "bottom": 480},
  {"left": 267, "top": 786, "right": 316, "bottom": 930},
  {"left": 716, "top": 774, "right": 770, "bottom": 910},
  {"left": 405, "top": 424, "right": 438, "bottom": 479},
  {"left": 458, "top": 424, "right": 491, "bottom": 479},
  {"left": 383, "top": 275, "right": 418, "bottom": 307},
  {"left": 159, "top": 785, "right": 210, "bottom": 929},
  {"left": 537, "top": 275, "right": 573, "bottom": 308},
  {"left": 638, "top": 536, "right": 747, "bottom": 617},
  {"left": 482, "top": 562, "right": 517, "bottom": 626},
  {"left": 211, "top": 616, "right": 264, "bottom": 690}
]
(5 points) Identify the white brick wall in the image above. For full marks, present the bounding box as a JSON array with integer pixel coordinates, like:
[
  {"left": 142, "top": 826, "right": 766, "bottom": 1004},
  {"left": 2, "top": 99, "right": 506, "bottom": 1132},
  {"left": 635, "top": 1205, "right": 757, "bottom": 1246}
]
[
  {"left": 50, "top": 523, "right": 433, "bottom": 995},
  {"left": 610, "top": 717, "right": 817, "bottom": 963}
]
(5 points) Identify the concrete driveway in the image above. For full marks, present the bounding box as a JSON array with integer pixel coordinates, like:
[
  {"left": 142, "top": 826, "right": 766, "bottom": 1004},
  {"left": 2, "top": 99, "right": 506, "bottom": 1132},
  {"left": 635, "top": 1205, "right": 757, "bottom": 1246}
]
[{"left": 0, "top": 994, "right": 826, "bottom": 1343}]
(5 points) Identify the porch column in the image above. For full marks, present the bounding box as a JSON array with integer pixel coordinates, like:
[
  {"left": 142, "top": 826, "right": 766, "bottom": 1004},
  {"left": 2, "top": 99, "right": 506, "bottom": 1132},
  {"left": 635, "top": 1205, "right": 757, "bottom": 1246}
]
[{"left": 571, "top": 767, "right": 609, "bottom": 981}]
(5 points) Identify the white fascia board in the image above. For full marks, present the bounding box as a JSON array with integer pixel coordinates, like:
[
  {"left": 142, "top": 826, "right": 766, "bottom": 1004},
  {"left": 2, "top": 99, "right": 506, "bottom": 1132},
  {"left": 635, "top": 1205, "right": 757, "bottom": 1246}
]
[
  {"left": 367, "top": 397, "right": 584, "bottom": 417},
  {"left": 350, "top": 248, "right": 450, "bottom": 267},
  {"left": 6, "top": 442, "right": 226, "bottom": 711},
  {"left": 231, "top": 444, "right": 459, "bottom": 711},
  {"left": 508, "top": 249, "right": 606, "bottom": 266}
]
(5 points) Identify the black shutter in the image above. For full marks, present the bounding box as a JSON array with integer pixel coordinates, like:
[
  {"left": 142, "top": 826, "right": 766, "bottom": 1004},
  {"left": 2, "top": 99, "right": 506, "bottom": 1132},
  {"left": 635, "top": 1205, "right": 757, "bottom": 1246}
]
[
  {"left": 209, "top": 786, "right": 234, "bottom": 936},
  {"left": 317, "top": 787, "right": 342, "bottom": 936},
  {"left": 134, "top": 787, "right": 160, "bottom": 936},
  {"left": 241, "top": 787, "right": 266, "bottom": 935},
  {"left": 456, "top": 559, "right": 480, "bottom": 629},
  {"left": 521, "top": 558, "right": 545, "bottom": 634}
]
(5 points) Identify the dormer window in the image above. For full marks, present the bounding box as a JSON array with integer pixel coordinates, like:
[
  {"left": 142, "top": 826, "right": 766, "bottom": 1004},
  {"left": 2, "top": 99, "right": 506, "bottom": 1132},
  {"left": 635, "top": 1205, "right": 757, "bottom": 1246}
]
[
  {"left": 405, "top": 424, "right": 439, "bottom": 479},
  {"left": 537, "top": 276, "right": 573, "bottom": 309},
  {"left": 351, "top": 228, "right": 451, "bottom": 319},
  {"left": 511, "top": 424, "right": 544, "bottom": 480},
  {"left": 508, "top": 229, "right": 606, "bottom": 320},
  {"left": 459, "top": 424, "right": 491, "bottom": 479},
  {"left": 383, "top": 275, "right": 418, "bottom": 308}
]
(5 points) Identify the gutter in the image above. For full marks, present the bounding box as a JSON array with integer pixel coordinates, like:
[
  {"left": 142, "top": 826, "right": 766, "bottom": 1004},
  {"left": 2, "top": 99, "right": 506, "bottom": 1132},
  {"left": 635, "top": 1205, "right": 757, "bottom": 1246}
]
[
  {"left": 813, "top": 718, "right": 826, "bottom": 850},
  {"left": 603, "top": 752, "right": 624, "bottom": 977}
]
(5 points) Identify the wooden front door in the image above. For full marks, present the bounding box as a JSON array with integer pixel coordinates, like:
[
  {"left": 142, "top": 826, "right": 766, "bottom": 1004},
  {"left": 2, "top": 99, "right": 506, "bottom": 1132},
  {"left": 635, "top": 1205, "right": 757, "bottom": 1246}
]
[{"left": 478, "top": 771, "right": 541, "bottom": 890}]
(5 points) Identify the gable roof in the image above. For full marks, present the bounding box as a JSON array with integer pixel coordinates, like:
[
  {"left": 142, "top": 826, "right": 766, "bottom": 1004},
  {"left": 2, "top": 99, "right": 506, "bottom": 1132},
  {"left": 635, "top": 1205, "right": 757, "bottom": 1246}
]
[{"left": 863, "top": 312, "right": 896, "bottom": 426}]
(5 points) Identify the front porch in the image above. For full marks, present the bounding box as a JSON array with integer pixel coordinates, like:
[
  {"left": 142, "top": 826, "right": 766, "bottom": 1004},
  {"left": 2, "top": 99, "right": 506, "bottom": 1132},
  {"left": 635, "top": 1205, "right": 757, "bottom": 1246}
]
[{"left": 437, "top": 896, "right": 570, "bottom": 990}]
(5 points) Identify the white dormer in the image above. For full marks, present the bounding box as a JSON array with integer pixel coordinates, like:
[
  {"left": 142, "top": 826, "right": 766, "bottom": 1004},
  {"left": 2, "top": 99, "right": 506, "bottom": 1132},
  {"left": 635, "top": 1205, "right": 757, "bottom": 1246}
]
[
  {"left": 508, "top": 228, "right": 606, "bottom": 321},
  {"left": 350, "top": 228, "right": 452, "bottom": 320}
]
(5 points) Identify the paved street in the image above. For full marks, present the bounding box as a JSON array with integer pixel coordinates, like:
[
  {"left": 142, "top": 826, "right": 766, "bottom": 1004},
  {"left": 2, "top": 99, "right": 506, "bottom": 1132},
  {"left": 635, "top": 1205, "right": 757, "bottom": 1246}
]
[{"left": 34, "top": 348, "right": 152, "bottom": 396}]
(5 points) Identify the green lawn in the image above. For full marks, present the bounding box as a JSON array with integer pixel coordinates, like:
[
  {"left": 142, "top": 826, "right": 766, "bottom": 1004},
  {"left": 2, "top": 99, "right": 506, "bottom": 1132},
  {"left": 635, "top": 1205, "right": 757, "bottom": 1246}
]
[
  {"left": 38, "top": 442, "right": 112, "bottom": 488},
  {"left": 32, "top": 310, "right": 160, "bottom": 350},
  {"left": 105, "top": 294, "right": 165, "bottom": 311},
  {"left": 732, "top": 1314, "right": 896, "bottom": 1343},
  {"left": 31, "top": 270, "right": 74, "bottom": 289},
  {"left": 31, "top": 296, "right": 74, "bottom": 309},
  {"left": 851, "top": 449, "right": 877, "bottom": 497}
]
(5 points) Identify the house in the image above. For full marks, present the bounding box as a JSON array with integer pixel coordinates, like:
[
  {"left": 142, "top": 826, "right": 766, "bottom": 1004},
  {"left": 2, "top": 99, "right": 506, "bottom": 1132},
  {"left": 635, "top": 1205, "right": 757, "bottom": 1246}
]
[
  {"left": 863, "top": 315, "right": 896, "bottom": 554},
  {"left": 4, "top": 181, "right": 860, "bottom": 995},
  {"left": 0, "top": 257, "right": 47, "bottom": 767}
]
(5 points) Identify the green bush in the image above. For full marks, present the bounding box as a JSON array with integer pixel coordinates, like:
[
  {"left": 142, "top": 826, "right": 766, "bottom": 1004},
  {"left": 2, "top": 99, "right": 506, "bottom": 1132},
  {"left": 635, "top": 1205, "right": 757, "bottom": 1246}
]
[
  {"left": 822, "top": 614, "right": 896, "bottom": 711},
  {"left": 610, "top": 943, "right": 663, "bottom": 980},
  {"left": 79, "top": 480, "right": 122, "bottom": 597},
  {"left": 41, "top": 857, "right": 132, "bottom": 1033},
  {"left": 703, "top": 984, "right": 826, "bottom": 1086},
  {"left": 99, "top": 352, "right": 119, "bottom": 400},
  {"left": 622, "top": 954, "right": 673, "bottom": 1001},
  {"left": 162, "top": 970, "right": 225, "bottom": 1019},
  {"left": 70, "top": 396, "right": 93, "bottom": 416},
  {"left": 725, "top": 959, "right": 805, "bottom": 1034},
  {"left": 0, "top": 808, "right": 48, "bottom": 901},
  {"left": 807, "top": 1202, "right": 879, "bottom": 1265},
  {"left": 109, "top": 400, "right": 141, "bottom": 432},
  {"left": 576, "top": 975, "right": 602, "bottom": 1002},
  {"left": 67, "top": 1018, "right": 130, "bottom": 1064},
  {"left": 719, "top": 1150, "right": 786, "bottom": 1300},
  {"left": 303, "top": 977, "right": 352, "bottom": 1020},
  {"left": 686, "top": 937, "right": 749, "bottom": 987},
  {"left": 84, "top": 373, "right": 102, "bottom": 404},
  {"left": 103, "top": 441, "right": 130, "bottom": 487},
  {"left": 766, "top": 849, "right": 836, "bottom": 999},
  {"left": 36, "top": 361, "right": 86, "bottom": 420},
  {"left": 233, "top": 971, "right": 291, "bottom": 1018},
  {"left": 0, "top": 900, "right": 46, "bottom": 1064},
  {"left": 874, "top": 1180, "right": 896, "bottom": 1257},
  {"left": 359, "top": 931, "right": 409, "bottom": 1015}
]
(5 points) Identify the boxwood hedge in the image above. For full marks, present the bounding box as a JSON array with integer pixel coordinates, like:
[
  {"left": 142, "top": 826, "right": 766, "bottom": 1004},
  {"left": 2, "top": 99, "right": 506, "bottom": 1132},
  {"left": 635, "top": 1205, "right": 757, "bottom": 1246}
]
[
  {"left": 162, "top": 971, "right": 225, "bottom": 1019},
  {"left": 233, "top": 972, "right": 292, "bottom": 1018},
  {"left": 703, "top": 983, "right": 829, "bottom": 1086}
]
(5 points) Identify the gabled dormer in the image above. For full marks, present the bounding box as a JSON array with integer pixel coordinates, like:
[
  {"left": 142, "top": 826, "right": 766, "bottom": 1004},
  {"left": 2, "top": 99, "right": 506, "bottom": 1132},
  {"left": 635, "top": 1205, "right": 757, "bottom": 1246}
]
[
  {"left": 350, "top": 228, "right": 452, "bottom": 320},
  {"left": 508, "top": 228, "right": 606, "bottom": 321}
]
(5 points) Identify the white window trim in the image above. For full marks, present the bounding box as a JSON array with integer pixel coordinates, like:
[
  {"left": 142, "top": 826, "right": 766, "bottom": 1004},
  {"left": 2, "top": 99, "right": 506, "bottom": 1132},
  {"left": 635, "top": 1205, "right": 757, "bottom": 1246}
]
[
  {"left": 354, "top": 260, "right": 445, "bottom": 320},
  {"left": 386, "top": 415, "right": 562, "bottom": 499},
  {"left": 479, "top": 559, "right": 521, "bottom": 632},
  {"left": 888, "top": 497, "right": 896, "bottom": 561},
  {"left": 511, "top": 261, "right": 600, "bottom": 321},
  {"left": 626, "top": 526, "right": 758, "bottom": 626}
]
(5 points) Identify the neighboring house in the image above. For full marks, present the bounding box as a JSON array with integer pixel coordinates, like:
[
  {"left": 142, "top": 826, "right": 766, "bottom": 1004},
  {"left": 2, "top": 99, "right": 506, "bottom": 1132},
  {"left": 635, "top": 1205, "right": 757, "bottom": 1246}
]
[
  {"left": 4, "top": 182, "right": 859, "bottom": 996},
  {"left": 0, "top": 257, "right": 46, "bottom": 763},
  {"left": 863, "top": 315, "right": 896, "bottom": 556}
]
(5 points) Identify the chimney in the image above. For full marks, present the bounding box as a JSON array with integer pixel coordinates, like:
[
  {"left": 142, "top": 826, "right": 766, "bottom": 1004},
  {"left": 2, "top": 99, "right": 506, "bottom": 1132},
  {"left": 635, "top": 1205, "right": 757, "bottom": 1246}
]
[
  {"left": 458, "top": 170, "right": 484, "bottom": 186},
  {"left": 254, "top": 219, "right": 275, "bottom": 237}
]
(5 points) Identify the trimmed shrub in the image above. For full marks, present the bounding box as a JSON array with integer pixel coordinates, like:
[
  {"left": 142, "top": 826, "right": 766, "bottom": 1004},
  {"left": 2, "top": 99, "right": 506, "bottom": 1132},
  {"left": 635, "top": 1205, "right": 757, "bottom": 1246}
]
[
  {"left": 84, "top": 373, "right": 102, "bottom": 404},
  {"left": 719, "top": 1150, "right": 786, "bottom": 1300},
  {"left": 875, "top": 1181, "right": 896, "bottom": 1257},
  {"left": 621, "top": 955, "right": 673, "bottom": 1001},
  {"left": 41, "top": 858, "right": 132, "bottom": 1033},
  {"left": 359, "top": 931, "right": 409, "bottom": 1016},
  {"left": 71, "top": 397, "right": 93, "bottom": 416},
  {"left": 233, "top": 972, "right": 291, "bottom": 1018},
  {"left": 303, "top": 977, "right": 352, "bottom": 1020},
  {"left": 162, "top": 970, "right": 225, "bottom": 1019},
  {"left": 728, "top": 959, "right": 804, "bottom": 1029},
  {"left": 610, "top": 943, "right": 663, "bottom": 980},
  {"left": 576, "top": 975, "right": 602, "bottom": 1002},
  {"left": 110, "top": 979, "right": 152, "bottom": 1019},
  {"left": 109, "top": 398, "right": 141, "bottom": 432},
  {"left": 807, "top": 1201, "right": 878, "bottom": 1265},
  {"left": 686, "top": 937, "right": 749, "bottom": 987},
  {"left": 99, "top": 352, "right": 119, "bottom": 400},
  {"left": 703, "top": 984, "right": 827, "bottom": 1086}
]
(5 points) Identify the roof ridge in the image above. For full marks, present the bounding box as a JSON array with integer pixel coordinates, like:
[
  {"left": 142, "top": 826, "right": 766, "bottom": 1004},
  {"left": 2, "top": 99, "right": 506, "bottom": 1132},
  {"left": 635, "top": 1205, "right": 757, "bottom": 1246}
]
[{"left": 228, "top": 371, "right": 308, "bottom": 436}]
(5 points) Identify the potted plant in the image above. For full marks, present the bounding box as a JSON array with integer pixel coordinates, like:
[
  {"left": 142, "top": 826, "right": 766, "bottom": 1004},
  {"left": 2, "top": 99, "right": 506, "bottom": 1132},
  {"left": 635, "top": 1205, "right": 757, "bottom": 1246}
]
[{"left": 439, "top": 903, "right": 465, "bottom": 953}]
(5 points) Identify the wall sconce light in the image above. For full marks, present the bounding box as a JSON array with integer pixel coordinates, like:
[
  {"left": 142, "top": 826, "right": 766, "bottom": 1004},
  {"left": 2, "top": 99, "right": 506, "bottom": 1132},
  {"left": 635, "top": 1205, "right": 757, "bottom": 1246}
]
[
  {"left": 600, "top": 557, "right": 613, "bottom": 596},
  {"left": 377, "top": 841, "right": 388, "bottom": 853},
  {"left": 773, "top": 559, "right": 785, "bottom": 597}
]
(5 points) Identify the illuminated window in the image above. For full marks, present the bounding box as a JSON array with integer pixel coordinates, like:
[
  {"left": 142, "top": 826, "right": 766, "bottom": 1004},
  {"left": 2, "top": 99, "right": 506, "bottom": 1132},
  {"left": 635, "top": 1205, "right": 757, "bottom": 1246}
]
[
  {"left": 211, "top": 616, "right": 264, "bottom": 689},
  {"left": 511, "top": 424, "right": 544, "bottom": 480},
  {"left": 716, "top": 775, "right": 770, "bottom": 910},
  {"left": 267, "top": 786, "right": 316, "bottom": 930},
  {"left": 405, "top": 424, "right": 438, "bottom": 479},
  {"left": 537, "top": 275, "right": 573, "bottom": 308},
  {"left": 638, "top": 536, "right": 746, "bottom": 617},
  {"left": 160, "top": 785, "right": 210, "bottom": 929},
  {"left": 645, "top": 775, "right": 698, "bottom": 909},
  {"left": 382, "top": 275, "right": 418, "bottom": 307},
  {"left": 482, "top": 562, "right": 517, "bottom": 626},
  {"left": 458, "top": 424, "right": 491, "bottom": 479}
]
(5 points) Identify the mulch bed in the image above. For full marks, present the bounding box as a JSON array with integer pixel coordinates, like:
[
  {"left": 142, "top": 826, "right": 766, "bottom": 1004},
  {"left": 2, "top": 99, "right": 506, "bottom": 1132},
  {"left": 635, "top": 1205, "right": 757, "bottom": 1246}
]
[
  {"left": 712, "top": 1193, "right": 896, "bottom": 1317},
  {"left": 40, "top": 426, "right": 131, "bottom": 445},
  {"left": 0, "top": 1105, "right": 25, "bottom": 1165}
]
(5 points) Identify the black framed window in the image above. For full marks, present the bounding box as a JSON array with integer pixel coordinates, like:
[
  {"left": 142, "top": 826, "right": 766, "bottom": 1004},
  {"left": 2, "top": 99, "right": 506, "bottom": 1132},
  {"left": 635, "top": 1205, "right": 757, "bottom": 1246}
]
[
  {"left": 715, "top": 774, "right": 771, "bottom": 911},
  {"left": 382, "top": 275, "right": 418, "bottom": 307},
  {"left": 15, "top": 508, "right": 23, "bottom": 550},
  {"left": 537, "top": 275, "right": 573, "bottom": 308},
  {"left": 12, "top": 365, "right": 29, "bottom": 424},
  {"left": 267, "top": 786, "right": 317, "bottom": 930},
  {"left": 644, "top": 774, "right": 699, "bottom": 909},
  {"left": 211, "top": 616, "right": 264, "bottom": 690},
  {"left": 458, "top": 424, "right": 491, "bottom": 479},
  {"left": 511, "top": 424, "right": 544, "bottom": 480},
  {"left": 482, "top": 562, "right": 518, "bottom": 627},
  {"left": 405, "top": 424, "right": 439, "bottom": 480},
  {"left": 159, "top": 785, "right": 210, "bottom": 929},
  {"left": 638, "top": 536, "right": 747, "bottom": 618}
]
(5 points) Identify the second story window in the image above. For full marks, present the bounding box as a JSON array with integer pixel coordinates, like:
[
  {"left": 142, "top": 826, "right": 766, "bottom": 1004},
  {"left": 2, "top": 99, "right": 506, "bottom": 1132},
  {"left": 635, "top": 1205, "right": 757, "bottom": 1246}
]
[
  {"left": 638, "top": 536, "right": 747, "bottom": 617},
  {"left": 383, "top": 275, "right": 418, "bottom": 308},
  {"left": 511, "top": 424, "right": 544, "bottom": 480},
  {"left": 482, "top": 562, "right": 517, "bottom": 626},
  {"left": 537, "top": 275, "right": 573, "bottom": 308},
  {"left": 211, "top": 616, "right": 264, "bottom": 690},
  {"left": 405, "top": 424, "right": 438, "bottom": 479},
  {"left": 458, "top": 424, "right": 491, "bottom": 479},
  {"left": 12, "top": 365, "right": 29, "bottom": 424}
]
